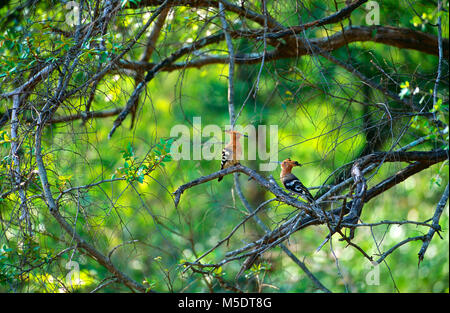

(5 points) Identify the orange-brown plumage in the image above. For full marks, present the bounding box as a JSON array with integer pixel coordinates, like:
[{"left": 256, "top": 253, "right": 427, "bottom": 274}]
[
  {"left": 280, "top": 158, "right": 314, "bottom": 203},
  {"left": 218, "top": 130, "right": 245, "bottom": 182}
]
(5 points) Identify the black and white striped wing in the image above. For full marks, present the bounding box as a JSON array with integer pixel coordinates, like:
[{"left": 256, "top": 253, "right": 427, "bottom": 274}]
[
  {"left": 218, "top": 148, "right": 232, "bottom": 182},
  {"left": 284, "top": 178, "right": 315, "bottom": 203},
  {"left": 220, "top": 148, "right": 232, "bottom": 170}
]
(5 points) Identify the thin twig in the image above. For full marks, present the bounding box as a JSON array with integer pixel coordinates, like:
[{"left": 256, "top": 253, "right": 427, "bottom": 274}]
[
  {"left": 418, "top": 183, "right": 449, "bottom": 265},
  {"left": 219, "top": 0, "right": 236, "bottom": 126}
]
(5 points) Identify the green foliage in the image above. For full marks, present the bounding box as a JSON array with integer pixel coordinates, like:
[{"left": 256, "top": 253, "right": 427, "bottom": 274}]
[
  {"left": 113, "top": 138, "right": 174, "bottom": 183},
  {"left": 0, "top": 241, "right": 53, "bottom": 290},
  {"left": 244, "top": 262, "right": 271, "bottom": 280}
]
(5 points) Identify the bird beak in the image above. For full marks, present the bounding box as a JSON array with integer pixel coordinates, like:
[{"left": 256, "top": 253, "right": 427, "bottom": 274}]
[{"left": 294, "top": 161, "right": 302, "bottom": 166}]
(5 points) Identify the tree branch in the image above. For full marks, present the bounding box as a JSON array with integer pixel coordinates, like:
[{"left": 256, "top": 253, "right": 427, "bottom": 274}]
[
  {"left": 418, "top": 183, "right": 449, "bottom": 265},
  {"left": 173, "top": 149, "right": 448, "bottom": 271}
]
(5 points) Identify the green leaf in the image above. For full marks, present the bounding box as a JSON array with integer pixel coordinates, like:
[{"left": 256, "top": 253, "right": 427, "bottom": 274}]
[
  {"left": 99, "top": 51, "right": 108, "bottom": 63},
  {"left": 411, "top": 16, "right": 422, "bottom": 27},
  {"left": 74, "top": 71, "right": 86, "bottom": 84}
]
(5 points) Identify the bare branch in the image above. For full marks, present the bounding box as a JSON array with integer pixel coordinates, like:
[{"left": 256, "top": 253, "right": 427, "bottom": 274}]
[
  {"left": 418, "top": 183, "right": 449, "bottom": 265},
  {"left": 34, "top": 109, "right": 146, "bottom": 293}
]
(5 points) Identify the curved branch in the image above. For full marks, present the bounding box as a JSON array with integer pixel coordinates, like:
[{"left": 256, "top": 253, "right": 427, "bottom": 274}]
[
  {"left": 173, "top": 150, "right": 448, "bottom": 268},
  {"left": 418, "top": 183, "right": 449, "bottom": 264},
  {"left": 34, "top": 108, "right": 146, "bottom": 293},
  {"left": 132, "top": 0, "right": 282, "bottom": 28},
  {"left": 116, "top": 25, "right": 448, "bottom": 75},
  {"left": 49, "top": 108, "right": 123, "bottom": 124},
  {"left": 172, "top": 164, "right": 317, "bottom": 215}
]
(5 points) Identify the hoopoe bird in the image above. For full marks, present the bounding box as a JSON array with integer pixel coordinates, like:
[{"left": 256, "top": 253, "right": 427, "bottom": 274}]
[
  {"left": 280, "top": 158, "right": 315, "bottom": 203},
  {"left": 218, "top": 130, "right": 246, "bottom": 182}
]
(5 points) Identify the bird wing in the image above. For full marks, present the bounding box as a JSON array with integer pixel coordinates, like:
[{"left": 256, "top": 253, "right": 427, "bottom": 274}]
[
  {"left": 220, "top": 147, "right": 232, "bottom": 170},
  {"left": 284, "top": 176, "right": 315, "bottom": 203}
]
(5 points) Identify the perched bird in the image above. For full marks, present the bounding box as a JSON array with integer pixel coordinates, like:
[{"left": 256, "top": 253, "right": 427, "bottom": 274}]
[
  {"left": 218, "top": 130, "right": 246, "bottom": 182},
  {"left": 280, "top": 158, "right": 315, "bottom": 203}
]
